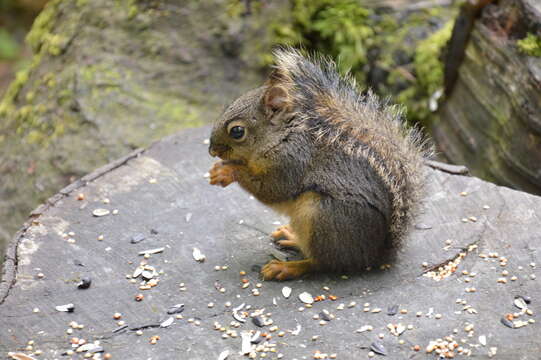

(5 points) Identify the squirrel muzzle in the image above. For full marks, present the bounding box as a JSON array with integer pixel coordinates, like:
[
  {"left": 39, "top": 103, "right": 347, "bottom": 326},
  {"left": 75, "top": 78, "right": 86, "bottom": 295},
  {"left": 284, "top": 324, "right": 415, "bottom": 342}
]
[{"left": 208, "top": 142, "right": 230, "bottom": 158}]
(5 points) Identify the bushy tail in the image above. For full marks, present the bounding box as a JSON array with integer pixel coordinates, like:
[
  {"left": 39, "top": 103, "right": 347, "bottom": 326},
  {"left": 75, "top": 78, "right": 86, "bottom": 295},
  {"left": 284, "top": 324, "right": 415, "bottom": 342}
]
[{"left": 271, "top": 48, "right": 433, "bottom": 242}]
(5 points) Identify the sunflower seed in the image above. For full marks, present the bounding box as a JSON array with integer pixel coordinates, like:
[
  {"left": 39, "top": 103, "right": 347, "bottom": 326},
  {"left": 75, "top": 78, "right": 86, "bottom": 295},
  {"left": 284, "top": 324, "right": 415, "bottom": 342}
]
[
  {"left": 241, "top": 331, "right": 252, "bottom": 354},
  {"left": 370, "top": 341, "right": 387, "bottom": 356},
  {"left": 282, "top": 286, "right": 292, "bottom": 298},
  {"left": 514, "top": 297, "right": 527, "bottom": 310},
  {"left": 218, "top": 350, "right": 229, "bottom": 360},
  {"left": 192, "top": 247, "right": 206, "bottom": 262},
  {"left": 77, "top": 277, "right": 91, "bottom": 289},
  {"left": 55, "top": 303, "right": 75, "bottom": 312},
  {"left": 479, "top": 335, "right": 487, "bottom": 346},
  {"left": 130, "top": 233, "right": 146, "bottom": 244},
  {"left": 167, "top": 304, "right": 184, "bottom": 315},
  {"left": 298, "top": 292, "right": 314, "bottom": 304},
  {"left": 76, "top": 343, "right": 104, "bottom": 353},
  {"left": 252, "top": 316, "right": 265, "bottom": 328},
  {"left": 92, "top": 208, "right": 110, "bottom": 217},
  {"left": 142, "top": 270, "right": 154, "bottom": 280},
  {"left": 160, "top": 317, "right": 174, "bottom": 328},
  {"left": 414, "top": 223, "right": 432, "bottom": 230},
  {"left": 138, "top": 247, "right": 164, "bottom": 255},
  {"left": 251, "top": 330, "right": 262, "bottom": 343},
  {"left": 319, "top": 311, "right": 332, "bottom": 322},
  {"left": 500, "top": 317, "right": 514, "bottom": 329},
  {"left": 387, "top": 305, "right": 398, "bottom": 316}
]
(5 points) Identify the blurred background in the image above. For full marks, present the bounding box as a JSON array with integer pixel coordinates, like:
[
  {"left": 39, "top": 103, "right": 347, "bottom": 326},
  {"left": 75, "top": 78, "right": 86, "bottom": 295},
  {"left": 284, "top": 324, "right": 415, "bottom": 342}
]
[{"left": 0, "top": 0, "right": 539, "bottom": 265}]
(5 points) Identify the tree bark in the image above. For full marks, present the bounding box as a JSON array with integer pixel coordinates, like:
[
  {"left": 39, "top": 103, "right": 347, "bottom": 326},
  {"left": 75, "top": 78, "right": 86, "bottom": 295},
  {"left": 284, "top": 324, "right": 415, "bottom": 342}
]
[{"left": 433, "top": 0, "right": 541, "bottom": 194}]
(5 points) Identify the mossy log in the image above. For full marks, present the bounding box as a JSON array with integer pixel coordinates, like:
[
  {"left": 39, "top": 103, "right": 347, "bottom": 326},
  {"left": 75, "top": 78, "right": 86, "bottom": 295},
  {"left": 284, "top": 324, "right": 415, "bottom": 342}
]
[
  {"left": 0, "top": 0, "right": 287, "bottom": 259},
  {"left": 433, "top": 0, "right": 541, "bottom": 195}
]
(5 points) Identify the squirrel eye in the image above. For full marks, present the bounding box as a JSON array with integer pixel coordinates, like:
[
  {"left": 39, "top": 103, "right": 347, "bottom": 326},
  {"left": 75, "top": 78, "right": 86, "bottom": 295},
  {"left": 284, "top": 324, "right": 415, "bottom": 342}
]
[{"left": 229, "top": 126, "right": 246, "bottom": 140}]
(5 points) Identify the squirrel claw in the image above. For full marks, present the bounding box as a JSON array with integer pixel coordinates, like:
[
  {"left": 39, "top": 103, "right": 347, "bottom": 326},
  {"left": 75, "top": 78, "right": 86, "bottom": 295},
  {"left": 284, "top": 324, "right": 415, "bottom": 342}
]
[
  {"left": 209, "top": 161, "right": 236, "bottom": 187},
  {"left": 261, "top": 259, "right": 314, "bottom": 281}
]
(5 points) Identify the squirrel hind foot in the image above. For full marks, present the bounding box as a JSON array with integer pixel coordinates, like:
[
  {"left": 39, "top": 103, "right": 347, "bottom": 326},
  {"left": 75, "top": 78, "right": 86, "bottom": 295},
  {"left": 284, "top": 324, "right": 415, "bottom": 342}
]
[{"left": 261, "top": 259, "right": 315, "bottom": 281}]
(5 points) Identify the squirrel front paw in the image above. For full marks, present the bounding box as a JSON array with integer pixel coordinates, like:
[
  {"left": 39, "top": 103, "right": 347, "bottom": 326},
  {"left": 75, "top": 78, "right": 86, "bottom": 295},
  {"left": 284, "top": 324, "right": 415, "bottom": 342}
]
[{"left": 209, "top": 161, "right": 237, "bottom": 187}]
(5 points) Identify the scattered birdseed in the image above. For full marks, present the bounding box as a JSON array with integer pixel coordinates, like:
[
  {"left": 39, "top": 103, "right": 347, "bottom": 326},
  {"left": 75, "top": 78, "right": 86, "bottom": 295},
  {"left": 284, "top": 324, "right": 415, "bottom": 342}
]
[
  {"left": 371, "top": 308, "right": 382, "bottom": 313},
  {"left": 135, "top": 294, "right": 144, "bottom": 302}
]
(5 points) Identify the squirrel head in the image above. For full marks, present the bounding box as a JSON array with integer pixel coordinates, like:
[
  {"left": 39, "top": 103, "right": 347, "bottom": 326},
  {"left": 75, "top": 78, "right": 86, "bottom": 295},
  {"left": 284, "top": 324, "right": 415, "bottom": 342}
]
[{"left": 209, "top": 70, "right": 295, "bottom": 164}]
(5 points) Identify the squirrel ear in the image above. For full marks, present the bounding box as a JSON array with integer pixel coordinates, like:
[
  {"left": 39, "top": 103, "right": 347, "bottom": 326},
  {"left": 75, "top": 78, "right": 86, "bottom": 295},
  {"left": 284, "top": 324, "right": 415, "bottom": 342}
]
[{"left": 264, "top": 85, "right": 290, "bottom": 113}]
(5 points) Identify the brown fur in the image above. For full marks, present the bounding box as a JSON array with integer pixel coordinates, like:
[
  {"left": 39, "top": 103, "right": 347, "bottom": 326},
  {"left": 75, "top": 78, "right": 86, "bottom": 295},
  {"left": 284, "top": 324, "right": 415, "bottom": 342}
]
[{"left": 208, "top": 49, "right": 430, "bottom": 280}]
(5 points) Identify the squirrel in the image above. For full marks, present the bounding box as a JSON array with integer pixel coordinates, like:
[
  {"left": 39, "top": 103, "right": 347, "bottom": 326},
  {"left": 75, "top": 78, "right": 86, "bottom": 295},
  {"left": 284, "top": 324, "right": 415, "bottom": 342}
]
[{"left": 208, "top": 49, "right": 430, "bottom": 281}]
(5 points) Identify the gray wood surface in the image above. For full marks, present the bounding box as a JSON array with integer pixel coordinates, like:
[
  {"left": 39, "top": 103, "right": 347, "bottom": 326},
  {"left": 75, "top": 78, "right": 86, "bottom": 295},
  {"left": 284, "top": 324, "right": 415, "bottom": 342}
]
[{"left": 1, "top": 126, "right": 540, "bottom": 359}]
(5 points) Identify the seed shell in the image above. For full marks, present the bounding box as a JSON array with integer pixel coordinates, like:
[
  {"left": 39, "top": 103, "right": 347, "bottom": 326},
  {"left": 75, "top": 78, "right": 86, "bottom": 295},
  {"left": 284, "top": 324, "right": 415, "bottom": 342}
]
[
  {"left": 55, "top": 303, "right": 75, "bottom": 312},
  {"left": 77, "top": 277, "right": 92, "bottom": 289},
  {"left": 500, "top": 317, "right": 514, "bottom": 329},
  {"left": 167, "top": 304, "right": 185, "bottom": 315},
  {"left": 387, "top": 304, "right": 398, "bottom": 316},
  {"left": 370, "top": 341, "right": 387, "bottom": 356},
  {"left": 92, "top": 208, "right": 110, "bottom": 217},
  {"left": 282, "top": 286, "right": 292, "bottom": 299},
  {"left": 160, "top": 317, "right": 174, "bottom": 328},
  {"left": 298, "top": 292, "right": 314, "bottom": 304},
  {"left": 192, "top": 247, "right": 206, "bottom": 262}
]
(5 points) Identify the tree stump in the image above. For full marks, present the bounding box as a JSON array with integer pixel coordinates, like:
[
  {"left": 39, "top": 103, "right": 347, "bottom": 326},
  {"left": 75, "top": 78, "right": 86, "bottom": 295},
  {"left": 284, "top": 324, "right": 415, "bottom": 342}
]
[{"left": 1, "top": 127, "right": 540, "bottom": 359}]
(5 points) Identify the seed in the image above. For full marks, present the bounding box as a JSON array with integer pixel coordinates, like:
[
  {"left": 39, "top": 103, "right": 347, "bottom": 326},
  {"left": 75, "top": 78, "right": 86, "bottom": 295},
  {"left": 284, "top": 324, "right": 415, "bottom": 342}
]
[
  {"left": 104, "top": 354, "right": 112, "bottom": 360},
  {"left": 370, "top": 341, "right": 387, "bottom": 356},
  {"left": 92, "top": 208, "right": 110, "bottom": 217},
  {"left": 413, "top": 345, "right": 420, "bottom": 351},
  {"left": 400, "top": 309, "right": 408, "bottom": 314},
  {"left": 240, "top": 271, "right": 246, "bottom": 275},
  {"left": 387, "top": 305, "right": 398, "bottom": 316},
  {"left": 299, "top": 292, "right": 314, "bottom": 304},
  {"left": 77, "top": 277, "right": 92, "bottom": 289},
  {"left": 435, "top": 314, "right": 442, "bottom": 319},
  {"left": 135, "top": 294, "right": 144, "bottom": 301}
]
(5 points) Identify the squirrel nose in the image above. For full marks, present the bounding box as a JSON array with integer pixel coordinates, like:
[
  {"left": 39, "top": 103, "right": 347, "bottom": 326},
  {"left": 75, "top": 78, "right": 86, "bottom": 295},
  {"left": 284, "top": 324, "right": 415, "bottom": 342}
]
[{"left": 208, "top": 143, "right": 229, "bottom": 158}]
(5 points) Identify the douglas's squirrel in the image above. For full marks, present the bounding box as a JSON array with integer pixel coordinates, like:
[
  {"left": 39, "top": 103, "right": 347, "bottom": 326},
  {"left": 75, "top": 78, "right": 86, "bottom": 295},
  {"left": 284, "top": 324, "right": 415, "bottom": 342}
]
[{"left": 208, "top": 49, "right": 430, "bottom": 280}]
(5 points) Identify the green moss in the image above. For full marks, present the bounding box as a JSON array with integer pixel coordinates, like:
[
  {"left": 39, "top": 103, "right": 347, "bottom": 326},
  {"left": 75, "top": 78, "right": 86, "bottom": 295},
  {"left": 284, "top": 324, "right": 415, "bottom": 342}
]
[
  {"left": 517, "top": 33, "right": 541, "bottom": 57},
  {"left": 415, "top": 20, "right": 454, "bottom": 95},
  {"left": 26, "top": 0, "right": 62, "bottom": 52},
  {"left": 267, "top": 0, "right": 374, "bottom": 80}
]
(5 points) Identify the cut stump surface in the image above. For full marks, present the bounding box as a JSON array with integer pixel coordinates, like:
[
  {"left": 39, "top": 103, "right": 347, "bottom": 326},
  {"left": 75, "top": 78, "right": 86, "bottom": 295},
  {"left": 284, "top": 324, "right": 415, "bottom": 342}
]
[{"left": 1, "top": 127, "right": 540, "bottom": 359}]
